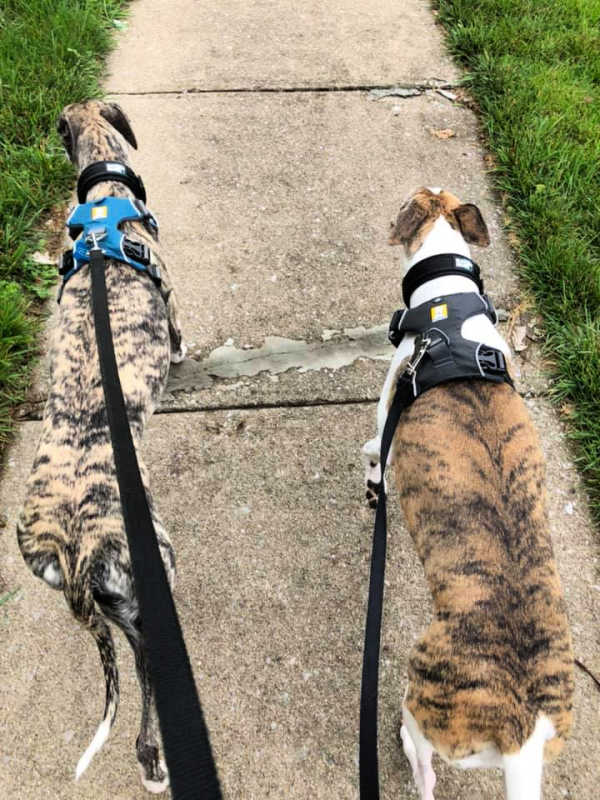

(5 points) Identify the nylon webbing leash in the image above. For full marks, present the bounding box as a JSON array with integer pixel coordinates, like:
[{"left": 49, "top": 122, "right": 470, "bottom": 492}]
[
  {"left": 88, "top": 237, "right": 222, "bottom": 800},
  {"left": 359, "top": 373, "right": 413, "bottom": 800}
]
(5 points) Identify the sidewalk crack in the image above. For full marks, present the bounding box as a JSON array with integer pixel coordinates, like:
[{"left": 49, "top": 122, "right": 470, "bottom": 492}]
[{"left": 109, "top": 80, "right": 461, "bottom": 97}]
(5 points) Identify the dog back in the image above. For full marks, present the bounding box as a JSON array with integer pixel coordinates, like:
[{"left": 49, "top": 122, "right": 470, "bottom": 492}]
[{"left": 394, "top": 380, "right": 574, "bottom": 760}]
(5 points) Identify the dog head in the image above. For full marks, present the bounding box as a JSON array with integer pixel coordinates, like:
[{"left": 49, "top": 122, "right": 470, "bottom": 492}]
[
  {"left": 57, "top": 100, "right": 137, "bottom": 169},
  {"left": 389, "top": 187, "right": 490, "bottom": 256}
]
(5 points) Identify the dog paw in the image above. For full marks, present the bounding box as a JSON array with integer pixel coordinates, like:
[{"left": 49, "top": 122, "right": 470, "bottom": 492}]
[
  {"left": 138, "top": 758, "right": 169, "bottom": 794},
  {"left": 366, "top": 477, "right": 382, "bottom": 509},
  {"left": 170, "top": 341, "right": 188, "bottom": 364},
  {"left": 364, "top": 457, "right": 385, "bottom": 509}
]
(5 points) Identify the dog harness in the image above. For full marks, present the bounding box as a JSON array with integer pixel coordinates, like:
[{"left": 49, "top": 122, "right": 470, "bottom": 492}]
[
  {"left": 57, "top": 162, "right": 161, "bottom": 303},
  {"left": 387, "top": 253, "right": 513, "bottom": 397}
]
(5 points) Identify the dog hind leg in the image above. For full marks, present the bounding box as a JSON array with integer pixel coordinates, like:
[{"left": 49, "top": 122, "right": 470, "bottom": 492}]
[
  {"left": 159, "top": 277, "right": 187, "bottom": 363},
  {"left": 125, "top": 625, "right": 170, "bottom": 793},
  {"left": 93, "top": 534, "right": 174, "bottom": 792},
  {"left": 401, "top": 705, "right": 437, "bottom": 800}
]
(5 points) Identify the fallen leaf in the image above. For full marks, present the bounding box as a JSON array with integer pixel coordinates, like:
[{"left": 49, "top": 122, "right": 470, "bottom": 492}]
[
  {"left": 560, "top": 402, "right": 575, "bottom": 418},
  {"left": 429, "top": 127, "right": 455, "bottom": 139},
  {"left": 436, "top": 89, "right": 457, "bottom": 102},
  {"left": 507, "top": 231, "right": 521, "bottom": 248},
  {"left": 511, "top": 325, "right": 529, "bottom": 352},
  {"left": 31, "top": 251, "right": 53, "bottom": 265}
]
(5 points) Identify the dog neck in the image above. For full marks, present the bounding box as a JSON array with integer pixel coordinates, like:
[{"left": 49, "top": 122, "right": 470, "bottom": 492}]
[{"left": 404, "top": 216, "right": 479, "bottom": 308}]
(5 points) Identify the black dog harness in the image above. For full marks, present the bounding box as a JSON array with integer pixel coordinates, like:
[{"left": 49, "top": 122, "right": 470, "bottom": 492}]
[
  {"left": 388, "top": 252, "right": 513, "bottom": 401},
  {"left": 388, "top": 292, "right": 510, "bottom": 397},
  {"left": 359, "top": 254, "right": 514, "bottom": 800}
]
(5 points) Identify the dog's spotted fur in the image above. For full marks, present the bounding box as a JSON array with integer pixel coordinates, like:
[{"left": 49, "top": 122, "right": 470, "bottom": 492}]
[
  {"left": 17, "top": 101, "right": 184, "bottom": 790},
  {"left": 366, "top": 187, "right": 573, "bottom": 796}
]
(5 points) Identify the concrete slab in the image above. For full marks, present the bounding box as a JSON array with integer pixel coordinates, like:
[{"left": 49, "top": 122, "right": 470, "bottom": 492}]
[
  {"left": 119, "top": 91, "right": 518, "bottom": 352},
  {"left": 105, "top": 0, "right": 459, "bottom": 92},
  {"left": 1, "top": 405, "right": 598, "bottom": 799}
]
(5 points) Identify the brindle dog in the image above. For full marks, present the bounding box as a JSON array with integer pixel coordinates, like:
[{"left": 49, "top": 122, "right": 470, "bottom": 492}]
[
  {"left": 17, "top": 101, "right": 186, "bottom": 792},
  {"left": 364, "top": 188, "right": 574, "bottom": 798}
]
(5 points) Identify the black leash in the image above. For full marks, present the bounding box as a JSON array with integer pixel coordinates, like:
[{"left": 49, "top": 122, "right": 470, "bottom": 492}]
[
  {"left": 89, "top": 239, "right": 222, "bottom": 800},
  {"left": 359, "top": 372, "right": 413, "bottom": 800}
]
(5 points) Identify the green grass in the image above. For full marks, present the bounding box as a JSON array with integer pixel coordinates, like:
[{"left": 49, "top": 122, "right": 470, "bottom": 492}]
[
  {"left": 0, "top": 0, "right": 128, "bottom": 451},
  {"left": 0, "top": 588, "right": 21, "bottom": 608},
  {"left": 435, "top": 0, "right": 600, "bottom": 520}
]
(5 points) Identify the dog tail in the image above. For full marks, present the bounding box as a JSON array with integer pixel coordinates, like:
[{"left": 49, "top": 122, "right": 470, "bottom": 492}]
[
  {"left": 502, "top": 714, "right": 554, "bottom": 800},
  {"left": 66, "top": 575, "right": 119, "bottom": 781}
]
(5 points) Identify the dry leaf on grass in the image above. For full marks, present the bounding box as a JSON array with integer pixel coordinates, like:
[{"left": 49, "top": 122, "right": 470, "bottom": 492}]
[
  {"left": 560, "top": 403, "right": 576, "bottom": 418},
  {"left": 31, "top": 251, "right": 53, "bottom": 265}
]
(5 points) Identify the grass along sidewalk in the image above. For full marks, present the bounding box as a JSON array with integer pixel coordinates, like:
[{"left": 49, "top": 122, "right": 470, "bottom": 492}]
[
  {"left": 0, "top": 0, "right": 129, "bottom": 452},
  {"left": 435, "top": 0, "right": 600, "bottom": 522}
]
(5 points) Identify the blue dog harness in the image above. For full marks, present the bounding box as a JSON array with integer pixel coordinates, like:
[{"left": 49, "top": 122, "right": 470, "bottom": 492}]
[{"left": 58, "top": 196, "right": 161, "bottom": 302}]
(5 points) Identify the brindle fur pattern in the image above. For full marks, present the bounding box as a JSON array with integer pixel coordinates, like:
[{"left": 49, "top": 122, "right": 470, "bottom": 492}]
[
  {"left": 386, "top": 189, "right": 574, "bottom": 764},
  {"left": 17, "top": 101, "right": 184, "bottom": 788},
  {"left": 396, "top": 382, "right": 573, "bottom": 761}
]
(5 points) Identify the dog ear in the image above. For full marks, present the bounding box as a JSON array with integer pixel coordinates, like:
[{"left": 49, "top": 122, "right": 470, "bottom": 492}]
[
  {"left": 389, "top": 197, "right": 430, "bottom": 246},
  {"left": 453, "top": 204, "right": 490, "bottom": 247},
  {"left": 99, "top": 102, "right": 138, "bottom": 150},
  {"left": 56, "top": 111, "right": 80, "bottom": 163}
]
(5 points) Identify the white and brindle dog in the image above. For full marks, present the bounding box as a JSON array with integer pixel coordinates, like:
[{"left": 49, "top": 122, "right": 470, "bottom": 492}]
[
  {"left": 17, "top": 101, "right": 186, "bottom": 792},
  {"left": 362, "top": 188, "right": 573, "bottom": 800}
]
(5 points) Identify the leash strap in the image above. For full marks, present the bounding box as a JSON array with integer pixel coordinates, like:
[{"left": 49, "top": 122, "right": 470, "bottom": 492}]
[
  {"left": 359, "top": 373, "right": 413, "bottom": 800},
  {"left": 89, "top": 244, "right": 222, "bottom": 800}
]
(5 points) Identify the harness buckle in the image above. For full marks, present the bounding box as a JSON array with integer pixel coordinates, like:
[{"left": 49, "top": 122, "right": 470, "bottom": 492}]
[
  {"left": 478, "top": 345, "right": 507, "bottom": 375},
  {"left": 123, "top": 238, "right": 150, "bottom": 265},
  {"left": 406, "top": 335, "right": 431, "bottom": 376},
  {"left": 58, "top": 249, "right": 74, "bottom": 276},
  {"left": 388, "top": 308, "right": 405, "bottom": 348}
]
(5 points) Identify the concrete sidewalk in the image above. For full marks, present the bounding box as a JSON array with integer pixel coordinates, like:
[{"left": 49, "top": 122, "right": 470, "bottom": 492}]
[{"left": 1, "top": 1, "right": 599, "bottom": 798}]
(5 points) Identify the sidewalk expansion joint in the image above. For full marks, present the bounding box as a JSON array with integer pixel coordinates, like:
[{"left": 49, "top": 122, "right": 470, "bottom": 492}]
[
  {"left": 110, "top": 80, "right": 461, "bottom": 97},
  {"left": 157, "top": 396, "right": 378, "bottom": 414},
  {"left": 17, "top": 387, "right": 549, "bottom": 423},
  {"left": 17, "top": 396, "right": 378, "bottom": 423}
]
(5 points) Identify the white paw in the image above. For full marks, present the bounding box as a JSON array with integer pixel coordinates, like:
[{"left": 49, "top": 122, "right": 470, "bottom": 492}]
[
  {"left": 139, "top": 760, "right": 169, "bottom": 794},
  {"left": 170, "top": 341, "right": 188, "bottom": 364},
  {"left": 362, "top": 439, "right": 385, "bottom": 509}
]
